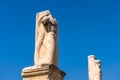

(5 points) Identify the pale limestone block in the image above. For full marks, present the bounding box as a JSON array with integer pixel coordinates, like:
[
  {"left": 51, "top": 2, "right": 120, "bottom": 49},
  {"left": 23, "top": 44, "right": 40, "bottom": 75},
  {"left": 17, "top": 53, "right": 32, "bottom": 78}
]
[{"left": 22, "top": 64, "right": 66, "bottom": 80}]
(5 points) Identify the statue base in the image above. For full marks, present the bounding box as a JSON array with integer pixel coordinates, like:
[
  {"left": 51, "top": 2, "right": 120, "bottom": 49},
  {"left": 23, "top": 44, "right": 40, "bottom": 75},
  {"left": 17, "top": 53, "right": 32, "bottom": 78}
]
[{"left": 21, "top": 64, "right": 66, "bottom": 80}]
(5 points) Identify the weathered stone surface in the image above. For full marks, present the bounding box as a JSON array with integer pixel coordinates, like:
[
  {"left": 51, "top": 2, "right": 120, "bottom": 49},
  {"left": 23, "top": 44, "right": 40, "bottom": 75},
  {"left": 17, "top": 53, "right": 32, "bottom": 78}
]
[
  {"left": 94, "top": 60, "right": 102, "bottom": 80},
  {"left": 34, "top": 10, "right": 58, "bottom": 66},
  {"left": 22, "top": 64, "right": 66, "bottom": 80},
  {"left": 88, "top": 55, "right": 96, "bottom": 80},
  {"left": 88, "top": 55, "right": 102, "bottom": 80}
]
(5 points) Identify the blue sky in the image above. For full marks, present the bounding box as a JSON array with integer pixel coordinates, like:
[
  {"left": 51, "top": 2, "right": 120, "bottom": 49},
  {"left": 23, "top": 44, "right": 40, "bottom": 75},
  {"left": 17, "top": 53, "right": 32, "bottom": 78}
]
[{"left": 0, "top": 0, "right": 120, "bottom": 80}]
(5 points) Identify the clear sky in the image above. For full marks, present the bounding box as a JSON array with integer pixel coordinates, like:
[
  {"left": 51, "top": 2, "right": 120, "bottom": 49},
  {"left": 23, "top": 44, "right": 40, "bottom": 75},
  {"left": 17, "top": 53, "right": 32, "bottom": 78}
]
[{"left": 0, "top": 0, "right": 120, "bottom": 80}]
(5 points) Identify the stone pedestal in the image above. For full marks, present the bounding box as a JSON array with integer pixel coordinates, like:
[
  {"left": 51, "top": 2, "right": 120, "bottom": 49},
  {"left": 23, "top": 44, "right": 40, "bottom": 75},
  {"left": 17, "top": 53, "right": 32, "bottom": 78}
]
[{"left": 21, "top": 64, "right": 66, "bottom": 80}]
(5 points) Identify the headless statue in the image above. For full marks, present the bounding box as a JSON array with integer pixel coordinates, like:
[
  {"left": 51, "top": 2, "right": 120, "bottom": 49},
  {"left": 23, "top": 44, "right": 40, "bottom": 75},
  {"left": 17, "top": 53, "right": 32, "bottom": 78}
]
[
  {"left": 34, "top": 10, "right": 58, "bottom": 66},
  {"left": 22, "top": 10, "right": 58, "bottom": 72}
]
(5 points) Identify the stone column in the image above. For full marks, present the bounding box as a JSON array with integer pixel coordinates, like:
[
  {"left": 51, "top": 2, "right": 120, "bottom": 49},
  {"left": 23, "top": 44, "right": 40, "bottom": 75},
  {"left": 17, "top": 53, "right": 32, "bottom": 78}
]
[
  {"left": 21, "top": 64, "right": 66, "bottom": 80},
  {"left": 88, "top": 55, "right": 102, "bottom": 80}
]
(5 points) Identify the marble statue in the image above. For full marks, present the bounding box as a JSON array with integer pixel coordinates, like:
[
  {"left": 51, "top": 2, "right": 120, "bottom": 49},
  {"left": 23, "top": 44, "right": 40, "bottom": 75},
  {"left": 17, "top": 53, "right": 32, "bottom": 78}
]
[
  {"left": 21, "top": 11, "right": 66, "bottom": 80},
  {"left": 34, "top": 10, "right": 58, "bottom": 66}
]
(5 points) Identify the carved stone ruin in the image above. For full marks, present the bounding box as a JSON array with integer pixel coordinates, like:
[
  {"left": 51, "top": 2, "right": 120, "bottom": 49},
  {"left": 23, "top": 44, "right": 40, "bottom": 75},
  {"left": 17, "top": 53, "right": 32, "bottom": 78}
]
[
  {"left": 34, "top": 10, "right": 58, "bottom": 66},
  {"left": 88, "top": 55, "right": 102, "bottom": 80},
  {"left": 21, "top": 10, "right": 103, "bottom": 80},
  {"left": 21, "top": 10, "right": 66, "bottom": 80}
]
